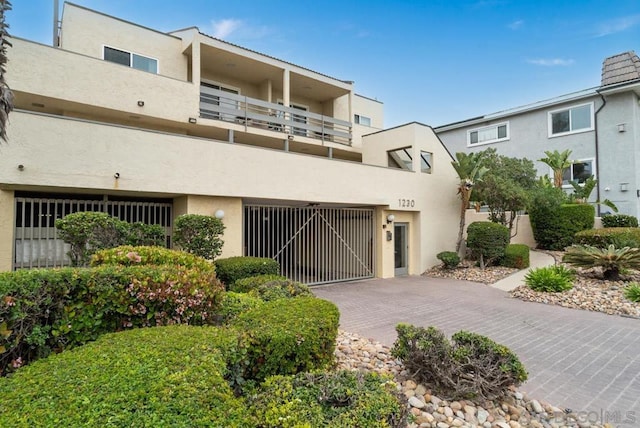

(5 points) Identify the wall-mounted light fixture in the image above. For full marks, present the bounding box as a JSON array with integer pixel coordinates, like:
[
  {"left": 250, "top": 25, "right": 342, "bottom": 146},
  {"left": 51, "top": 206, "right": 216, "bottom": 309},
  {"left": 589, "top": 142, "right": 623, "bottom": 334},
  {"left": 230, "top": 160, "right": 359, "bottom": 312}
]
[
  {"left": 17, "top": 164, "right": 24, "bottom": 171},
  {"left": 137, "top": 100, "right": 145, "bottom": 107},
  {"left": 386, "top": 214, "right": 395, "bottom": 224},
  {"left": 620, "top": 182, "right": 629, "bottom": 192},
  {"left": 287, "top": 134, "right": 294, "bottom": 141},
  {"left": 114, "top": 172, "right": 120, "bottom": 179},
  {"left": 188, "top": 117, "right": 197, "bottom": 124},
  {"left": 215, "top": 209, "right": 225, "bottom": 220},
  {"left": 618, "top": 123, "right": 626, "bottom": 132}
]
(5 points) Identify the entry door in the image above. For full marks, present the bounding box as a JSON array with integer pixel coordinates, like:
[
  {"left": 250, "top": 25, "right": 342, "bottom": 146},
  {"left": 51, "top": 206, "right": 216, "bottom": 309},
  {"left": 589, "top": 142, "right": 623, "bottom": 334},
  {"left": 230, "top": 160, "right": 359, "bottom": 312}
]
[{"left": 394, "top": 223, "right": 408, "bottom": 276}]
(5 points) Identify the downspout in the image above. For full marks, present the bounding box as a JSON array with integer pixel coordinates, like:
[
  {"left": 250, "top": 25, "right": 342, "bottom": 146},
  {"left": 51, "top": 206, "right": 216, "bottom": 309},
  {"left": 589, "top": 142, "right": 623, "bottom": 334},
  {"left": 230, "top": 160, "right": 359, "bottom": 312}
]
[{"left": 594, "top": 89, "right": 606, "bottom": 216}]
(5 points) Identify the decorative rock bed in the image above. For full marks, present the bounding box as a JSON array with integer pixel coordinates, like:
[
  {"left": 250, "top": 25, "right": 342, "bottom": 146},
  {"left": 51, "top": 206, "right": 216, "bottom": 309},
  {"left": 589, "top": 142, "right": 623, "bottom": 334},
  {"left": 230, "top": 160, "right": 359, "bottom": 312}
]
[{"left": 423, "top": 261, "right": 518, "bottom": 284}]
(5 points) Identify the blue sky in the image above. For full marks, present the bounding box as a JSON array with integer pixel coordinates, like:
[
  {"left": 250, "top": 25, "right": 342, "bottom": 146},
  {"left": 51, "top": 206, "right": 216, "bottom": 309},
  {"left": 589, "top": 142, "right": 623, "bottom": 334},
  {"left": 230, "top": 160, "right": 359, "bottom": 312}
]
[{"left": 7, "top": 0, "right": 640, "bottom": 128}]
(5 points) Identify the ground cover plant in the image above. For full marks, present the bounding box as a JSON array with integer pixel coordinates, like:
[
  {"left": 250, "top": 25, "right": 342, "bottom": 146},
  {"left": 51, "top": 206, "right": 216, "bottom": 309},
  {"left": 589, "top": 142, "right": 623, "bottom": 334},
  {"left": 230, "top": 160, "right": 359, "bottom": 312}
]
[
  {"left": 524, "top": 265, "right": 574, "bottom": 292},
  {"left": 624, "top": 283, "right": 640, "bottom": 303}
]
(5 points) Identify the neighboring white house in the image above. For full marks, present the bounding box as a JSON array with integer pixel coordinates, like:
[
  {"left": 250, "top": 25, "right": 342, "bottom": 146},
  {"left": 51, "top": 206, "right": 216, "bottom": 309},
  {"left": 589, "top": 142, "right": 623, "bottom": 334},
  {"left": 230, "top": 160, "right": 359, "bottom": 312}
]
[
  {"left": 436, "top": 51, "right": 640, "bottom": 217},
  {"left": 0, "top": 2, "right": 460, "bottom": 284}
]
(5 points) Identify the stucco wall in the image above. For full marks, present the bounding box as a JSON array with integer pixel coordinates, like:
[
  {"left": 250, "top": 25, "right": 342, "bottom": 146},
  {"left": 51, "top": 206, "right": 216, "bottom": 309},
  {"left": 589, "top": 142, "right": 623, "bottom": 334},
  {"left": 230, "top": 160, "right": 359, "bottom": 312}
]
[{"left": 0, "top": 190, "right": 13, "bottom": 271}]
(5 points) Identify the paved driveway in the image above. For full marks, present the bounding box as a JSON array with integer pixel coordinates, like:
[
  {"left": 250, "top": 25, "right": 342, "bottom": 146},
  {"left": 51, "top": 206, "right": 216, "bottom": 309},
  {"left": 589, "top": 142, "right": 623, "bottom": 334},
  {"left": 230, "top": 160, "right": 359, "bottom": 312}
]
[{"left": 313, "top": 276, "right": 640, "bottom": 419}]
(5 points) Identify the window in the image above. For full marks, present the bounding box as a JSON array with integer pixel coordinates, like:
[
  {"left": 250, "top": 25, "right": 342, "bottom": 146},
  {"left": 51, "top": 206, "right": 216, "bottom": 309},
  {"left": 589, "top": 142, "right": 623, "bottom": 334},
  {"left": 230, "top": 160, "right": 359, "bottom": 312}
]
[
  {"left": 420, "top": 151, "right": 432, "bottom": 174},
  {"left": 103, "top": 46, "right": 158, "bottom": 73},
  {"left": 559, "top": 159, "right": 594, "bottom": 186},
  {"left": 467, "top": 122, "right": 509, "bottom": 146},
  {"left": 548, "top": 103, "right": 593, "bottom": 137},
  {"left": 388, "top": 147, "right": 413, "bottom": 171},
  {"left": 354, "top": 114, "right": 372, "bottom": 126}
]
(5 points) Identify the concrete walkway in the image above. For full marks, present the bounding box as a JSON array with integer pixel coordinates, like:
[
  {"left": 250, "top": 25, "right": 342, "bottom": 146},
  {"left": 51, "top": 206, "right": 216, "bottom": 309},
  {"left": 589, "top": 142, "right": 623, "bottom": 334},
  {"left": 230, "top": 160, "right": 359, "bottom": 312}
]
[
  {"left": 313, "top": 276, "right": 640, "bottom": 423},
  {"left": 491, "top": 250, "right": 556, "bottom": 291}
]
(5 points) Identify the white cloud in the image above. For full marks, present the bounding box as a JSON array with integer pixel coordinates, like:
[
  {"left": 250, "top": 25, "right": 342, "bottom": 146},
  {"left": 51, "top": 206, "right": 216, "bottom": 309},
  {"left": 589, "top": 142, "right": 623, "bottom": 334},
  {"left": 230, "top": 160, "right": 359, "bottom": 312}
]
[
  {"left": 508, "top": 20, "right": 523, "bottom": 30},
  {"left": 595, "top": 15, "right": 640, "bottom": 37},
  {"left": 211, "top": 18, "right": 243, "bottom": 39},
  {"left": 526, "top": 58, "right": 575, "bottom": 67}
]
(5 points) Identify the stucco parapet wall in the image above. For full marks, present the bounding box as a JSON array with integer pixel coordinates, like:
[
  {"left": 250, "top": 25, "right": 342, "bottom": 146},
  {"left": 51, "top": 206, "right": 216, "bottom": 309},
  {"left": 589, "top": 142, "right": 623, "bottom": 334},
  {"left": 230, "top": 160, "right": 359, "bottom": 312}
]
[
  {"left": 9, "top": 38, "right": 198, "bottom": 123},
  {"left": 2, "top": 111, "right": 458, "bottom": 211}
]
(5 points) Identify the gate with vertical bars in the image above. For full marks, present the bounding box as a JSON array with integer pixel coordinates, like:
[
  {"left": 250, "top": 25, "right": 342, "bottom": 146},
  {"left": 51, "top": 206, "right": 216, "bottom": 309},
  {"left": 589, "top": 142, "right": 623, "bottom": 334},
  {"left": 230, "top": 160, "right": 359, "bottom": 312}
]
[
  {"left": 14, "top": 196, "right": 172, "bottom": 269},
  {"left": 244, "top": 205, "right": 375, "bottom": 285}
]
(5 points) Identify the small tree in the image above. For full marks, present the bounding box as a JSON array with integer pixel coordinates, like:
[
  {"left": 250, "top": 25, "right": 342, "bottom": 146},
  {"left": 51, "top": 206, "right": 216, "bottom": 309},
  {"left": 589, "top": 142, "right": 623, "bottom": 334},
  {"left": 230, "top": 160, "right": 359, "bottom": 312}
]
[
  {"left": 466, "top": 221, "right": 509, "bottom": 269},
  {"left": 174, "top": 214, "right": 225, "bottom": 260},
  {"left": 0, "top": 0, "right": 14, "bottom": 142},
  {"left": 452, "top": 152, "right": 489, "bottom": 254},
  {"left": 539, "top": 149, "right": 572, "bottom": 188}
]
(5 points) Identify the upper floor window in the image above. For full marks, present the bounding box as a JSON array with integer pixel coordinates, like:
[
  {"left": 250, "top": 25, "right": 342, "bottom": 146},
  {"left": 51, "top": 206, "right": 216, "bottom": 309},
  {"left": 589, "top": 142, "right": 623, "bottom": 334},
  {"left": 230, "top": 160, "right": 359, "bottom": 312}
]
[
  {"left": 420, "top": 151, "right": 432, "bottom": 174},
  {"left": 467, "top": 122, "right": 509, "bottom": 146},
  {"left": 354, "top": 114, "right": 372, "bottom": 126},
  {"left": 559, "top": 159, "right": 594, "bottom": 186},
  {"left": 388, "top": 147, "right": 413, "bottom": 171},
  {"left": 103, "top": 46, "right": 158, "bottom": 74},
  {"left": 548, "top": 102, "right": 593, "bottom": 137}
]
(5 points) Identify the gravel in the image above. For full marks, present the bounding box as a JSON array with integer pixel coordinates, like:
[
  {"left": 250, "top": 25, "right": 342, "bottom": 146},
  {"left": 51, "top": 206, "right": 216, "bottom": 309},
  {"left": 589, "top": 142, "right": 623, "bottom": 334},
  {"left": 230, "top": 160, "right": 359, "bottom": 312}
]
[{"left": 423, "top": 261, "right": 518, "bottom": 284}]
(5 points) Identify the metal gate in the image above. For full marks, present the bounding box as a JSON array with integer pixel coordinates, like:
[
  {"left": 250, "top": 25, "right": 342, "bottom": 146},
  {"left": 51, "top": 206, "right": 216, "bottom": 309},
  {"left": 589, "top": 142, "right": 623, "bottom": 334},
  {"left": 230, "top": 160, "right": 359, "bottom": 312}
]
[
  {"left": 14, "top": 196, "right": 172, "bottom": 269},
  {"left": 244, "top": 205, "right": 375, "bottom": 285}
]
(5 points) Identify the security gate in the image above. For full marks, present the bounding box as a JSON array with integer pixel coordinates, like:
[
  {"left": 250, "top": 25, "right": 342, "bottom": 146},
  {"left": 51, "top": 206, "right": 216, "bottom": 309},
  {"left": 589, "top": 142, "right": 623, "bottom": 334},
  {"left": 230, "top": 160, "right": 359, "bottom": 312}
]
[
  {"left": 244, "top": 205, "right": 375, "bottom": 285},
  {"left": 14, "top": 196, "right": 172, "bottom": 269}
]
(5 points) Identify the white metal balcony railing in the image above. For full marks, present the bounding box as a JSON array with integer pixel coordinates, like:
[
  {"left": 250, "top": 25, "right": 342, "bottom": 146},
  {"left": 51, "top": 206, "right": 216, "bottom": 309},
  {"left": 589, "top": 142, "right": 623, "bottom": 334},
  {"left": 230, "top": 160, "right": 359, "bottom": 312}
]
[{"left": 199, "top": 87, "right": 352, "bottom": 146}]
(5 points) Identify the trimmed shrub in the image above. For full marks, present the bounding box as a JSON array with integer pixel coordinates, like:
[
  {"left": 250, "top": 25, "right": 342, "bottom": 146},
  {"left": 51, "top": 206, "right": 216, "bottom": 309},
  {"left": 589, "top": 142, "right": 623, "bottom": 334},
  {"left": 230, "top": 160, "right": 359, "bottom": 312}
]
[
  {"left": 124, "top": 222, "right": 166, "bottom": 246},
  {"left": 575, "top": 227, "right": 640, "bottom": 248},
  {"left": 215, "top": 292, "right": 264, "bottom": 325},
  {"left": 391, "top": 323, "right": 527, "bottom": 400},
  {"left": 230, "top": 274, "right": 288, "bottom": 293},
  {"left": 174, "top": 214, "right": 225, "bottom": 260},
  {"left": 248, "top": 279, "right": 313, "bottom": 302},
  {"left": 91, "top": 245, "right": 213, "bottom": 271},
  {"left": 501, "top": 244, "right": 530, "bottom": 269},
  {"left": 466, "top": 221, "right": 509, "bottom": 268},
  {"left": 524, "top": 265, "right": 574, "bottom": 292},
  {"left": 0, "top": 326, "right": 252, "bottom": 427},
  {"left": 215, "top": 256, "right": 280, "bottom": 288},
  {"left": 601, "top": 214, "right": 639, "bottom": 228},
  {"left": 563, "top": 244, "right": 640, "bottom": 281},
  {"left": 624, "top": 283, "right": 640, "bottom": 303},
  {"left": 250, "top": 371, "right": 407, "bottom": 428},
  {"left": 229, "top": 297, "right": 339, "bottom": 383},
  {"left": 0, "top": 264, "right": 223, "bottom": 374},
  {"left": 437, "top": 251, "right": 460, "bottom": 269}
]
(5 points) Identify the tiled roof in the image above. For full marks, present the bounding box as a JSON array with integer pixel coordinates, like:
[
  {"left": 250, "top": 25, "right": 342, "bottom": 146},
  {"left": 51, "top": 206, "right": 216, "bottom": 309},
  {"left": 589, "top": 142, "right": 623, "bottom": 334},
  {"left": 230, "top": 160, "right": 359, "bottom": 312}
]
[{"left": 601, "top": 51, "right": 640, "bottom": 86}]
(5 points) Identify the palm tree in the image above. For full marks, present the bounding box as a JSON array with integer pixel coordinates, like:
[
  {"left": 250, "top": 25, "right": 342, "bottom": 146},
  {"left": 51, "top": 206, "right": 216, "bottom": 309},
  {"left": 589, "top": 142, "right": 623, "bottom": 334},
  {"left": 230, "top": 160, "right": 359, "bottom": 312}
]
[
  {"left": 452, "top": 151, "right": 489, "bottom": 254},
  {"left": 0, "top": 0, "right": 13, "bottom": 142},
  {"left": 539, "top": 149, "right": 571, "bottom": 188}
]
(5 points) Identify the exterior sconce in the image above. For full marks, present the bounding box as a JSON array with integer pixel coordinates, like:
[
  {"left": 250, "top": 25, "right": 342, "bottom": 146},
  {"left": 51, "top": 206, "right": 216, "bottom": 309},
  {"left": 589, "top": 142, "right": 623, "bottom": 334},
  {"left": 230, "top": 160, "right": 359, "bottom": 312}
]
[
  {"left": 114, "top": 172, "right": 120, "bottom": 179},
  {"left": 287, "top": 134, "right": 294, "bottom": 141},
  {"left": 386, "top": 214, "right": 395, "bottom": 224},
  {"left": 137, "top": 100, "right": 144, "bottom": 107},
  {"left": 188, "top": 117, "right": 197, "bottom": 124},
  {"left": 215, "top": 209, "right": 225, "bottom": 220},
  {"left": 618, "top": 123, "right": 626, "bottom": 132},
  {"left": 17, "top": 164, "right": 24, "bottom": 171},
  {"left": 620, "top": 183, "right": 629, "bottom": 192}
]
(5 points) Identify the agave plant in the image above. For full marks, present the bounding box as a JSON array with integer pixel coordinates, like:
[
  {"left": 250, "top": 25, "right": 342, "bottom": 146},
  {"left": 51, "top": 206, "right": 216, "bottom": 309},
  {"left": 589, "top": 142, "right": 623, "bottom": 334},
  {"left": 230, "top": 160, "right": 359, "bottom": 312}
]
[{"left": 562, "top": 244, "right": 640, "bottom": 281}]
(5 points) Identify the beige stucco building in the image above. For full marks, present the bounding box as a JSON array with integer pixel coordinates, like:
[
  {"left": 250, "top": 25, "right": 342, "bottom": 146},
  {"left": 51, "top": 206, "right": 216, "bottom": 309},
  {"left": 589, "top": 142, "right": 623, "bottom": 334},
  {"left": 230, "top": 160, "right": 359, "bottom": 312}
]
[{"left": 0, "top": 2, "right": 459, "bottom": 284}]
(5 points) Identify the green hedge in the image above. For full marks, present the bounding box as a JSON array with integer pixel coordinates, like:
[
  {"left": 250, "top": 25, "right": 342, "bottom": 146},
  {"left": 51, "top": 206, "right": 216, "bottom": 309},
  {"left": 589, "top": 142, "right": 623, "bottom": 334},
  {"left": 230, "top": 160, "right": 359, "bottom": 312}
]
[
  {"left": 601, "top": 214, "right": 639, "bottom": 228},
  {"left": 574, "top": 227, "right": 640, "bottom": 248},
  {"left": 230, "top": 274, "right": 288, "bottom": 293},
  {"left": 466, "top": 221, "right": 509, "bottom": 268},
  {"left": 501, "top": 244, "right": 530, "bottom": 269},
  {"left": 0, "top": 264, "right": 223, "bottom": 374},
  {"left": 91, "top": 245, "right": 213, "bottom": 271},
  {"left": 215, "top": 256, "right": 280, "bottom": 288},
  {"left": 437, "top": 251, "right": 460, "bottom": 269},
  {"left": 250, "top": 371, "right": 407, "bottom": 428},
  {"left": 247, "top": 279, "right": 313, "bottom": 302},
  {"left": 0, "top": 326, "right": 252, "bottom": 427},
  {"left": 215, "top": 292, "right": 264, "bottom": 325},
  {"left": 229, "top": 297, "right": 339, "bottom": 383}
]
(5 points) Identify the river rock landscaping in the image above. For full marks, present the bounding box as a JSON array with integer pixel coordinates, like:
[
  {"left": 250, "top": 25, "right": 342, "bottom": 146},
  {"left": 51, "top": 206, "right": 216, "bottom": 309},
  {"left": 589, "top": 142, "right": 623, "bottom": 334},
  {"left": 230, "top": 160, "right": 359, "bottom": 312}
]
[{"left": 334, "top": 330, "right": 607, "bottom": 428}]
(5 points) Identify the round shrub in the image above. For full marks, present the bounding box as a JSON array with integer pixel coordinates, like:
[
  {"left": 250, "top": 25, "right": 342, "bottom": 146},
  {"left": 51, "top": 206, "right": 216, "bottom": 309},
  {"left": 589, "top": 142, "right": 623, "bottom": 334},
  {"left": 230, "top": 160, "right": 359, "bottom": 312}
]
[
  {"left": 501, "top": 244, "right": 530, "bottom": 269},
  {"left": 91, "top": 245, "right": 214, "bottom": 271},
  {"left": 437, "top": 251, "right": 460, "bottom": 269},
  {"left": 215, "top": 256, "right": 280, "bottom": 288},
  {"left": 0, "top": 326, "right": 252, "bottom": 427},
  {"left": 215, "top": 291, "right": 264, "bottom": 325},
  {"left": 174, "top": 214, "right": 225, "bottom": 260},
  {"left": 250, "top": 371, "right": 407, "bottom": 428},
  {"left": 466, "top": 221, "right": 509, "bottom": 268},
  {"left": 575, "top": 227, "right": 640, "bottom": 248},
  {"left": 124, "top": 222, "right": 166, "bottom": 246},
  {"left": 602, "top": 214, "right": 639, "bottom": 228},
  {"left": 230, "top": 274, "right": 288, "bottom": 293},
  {"left": 524, "top": 265, "right": 574, "bottom": 292},
  {"left": 248, "top": 279, "right": 313, "bottom": 302},
  {"left": 229, "top": 297, "right": 339, "bottom": 382}
]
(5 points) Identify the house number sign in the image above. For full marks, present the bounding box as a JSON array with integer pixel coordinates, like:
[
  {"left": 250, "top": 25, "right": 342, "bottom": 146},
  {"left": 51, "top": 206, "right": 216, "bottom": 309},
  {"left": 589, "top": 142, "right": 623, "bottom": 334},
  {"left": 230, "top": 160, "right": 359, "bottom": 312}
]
[{"left": 398, "top": 199, "right": 415, "bottom": 208}]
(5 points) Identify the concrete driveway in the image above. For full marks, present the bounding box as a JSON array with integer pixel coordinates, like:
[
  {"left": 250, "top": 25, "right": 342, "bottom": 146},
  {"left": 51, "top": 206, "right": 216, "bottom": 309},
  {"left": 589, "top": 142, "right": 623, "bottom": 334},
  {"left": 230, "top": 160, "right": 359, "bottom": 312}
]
[{"left": 313, "top": 276, "right": 640, "bottom": 419}]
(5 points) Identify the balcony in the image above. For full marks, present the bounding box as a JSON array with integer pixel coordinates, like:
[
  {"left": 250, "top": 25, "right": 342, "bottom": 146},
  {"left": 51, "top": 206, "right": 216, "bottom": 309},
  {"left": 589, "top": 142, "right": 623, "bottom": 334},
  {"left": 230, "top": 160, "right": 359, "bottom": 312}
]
[{"left": 199, "top": 87, "right": 352, "bottom": 146}]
